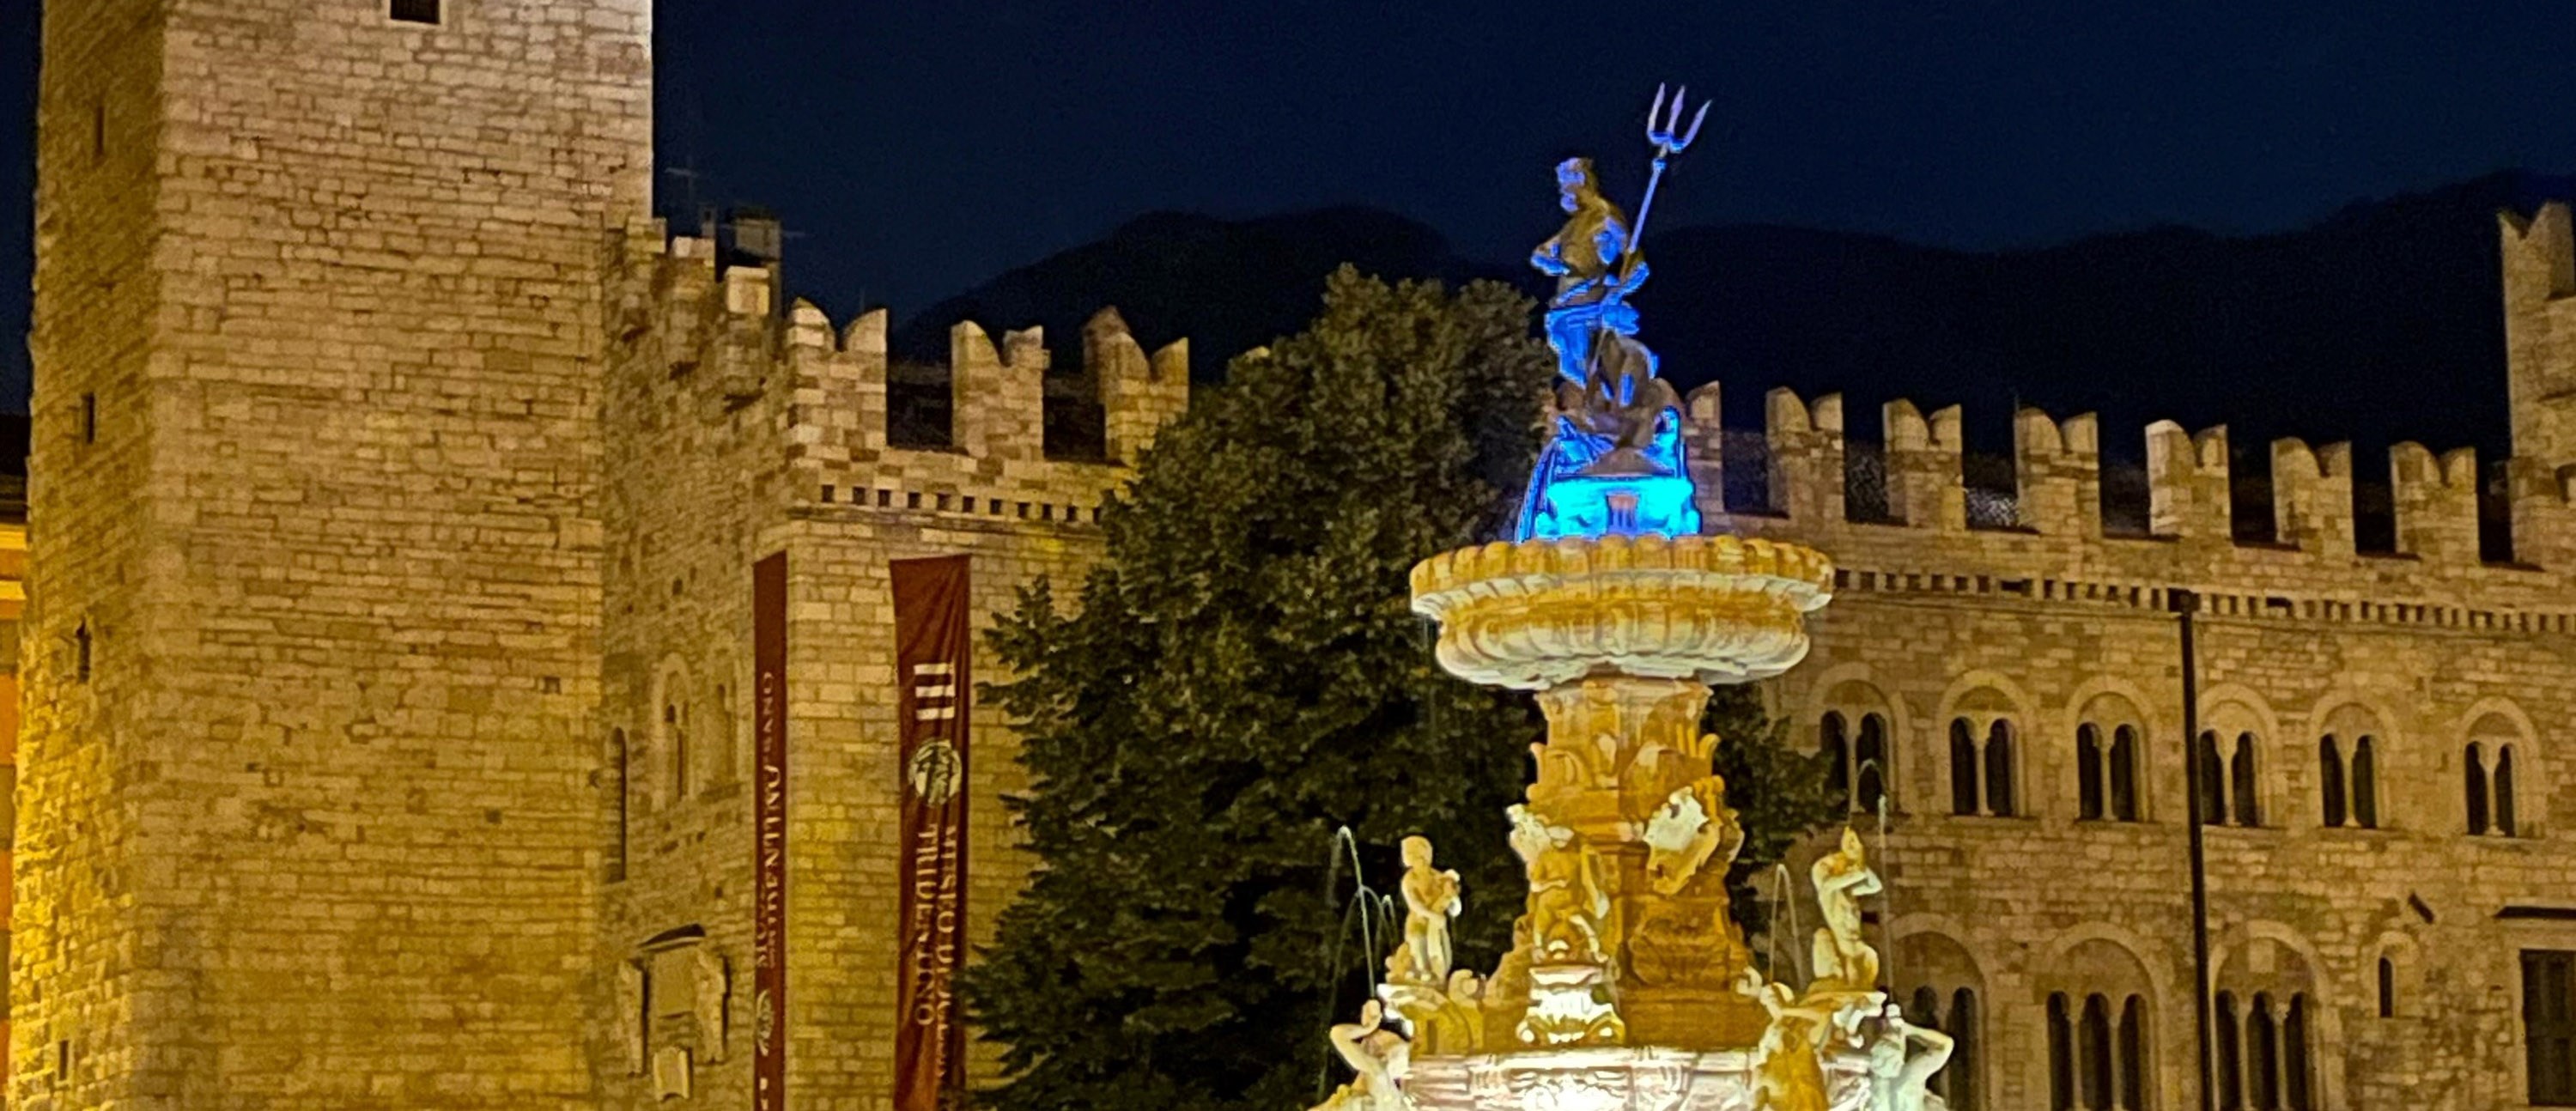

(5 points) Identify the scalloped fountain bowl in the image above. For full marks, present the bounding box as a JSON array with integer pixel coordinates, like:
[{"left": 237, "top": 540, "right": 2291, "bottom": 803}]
[{"left": 1408, "top": 533, "right": 1836, "bottom": 691}]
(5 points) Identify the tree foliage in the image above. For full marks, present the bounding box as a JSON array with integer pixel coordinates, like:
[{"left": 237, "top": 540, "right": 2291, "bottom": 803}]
[{"left": 966, "top": 269, "right": 1838, "bottom": 1111}]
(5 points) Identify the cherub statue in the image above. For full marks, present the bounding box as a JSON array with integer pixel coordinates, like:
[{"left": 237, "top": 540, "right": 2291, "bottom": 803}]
[
  {"left": 1809, "top": 828, "right": 1884, "bottom": 996},
  {"left": 1642, "top": 776, "right": 1743, "bottom": 895},
  {"left": 1856, "top": 1001, "right": 1955, "bottom": 1111},
  {"left": 1507, "top": 804, "right": 1609, "bottom": 965},
  {"left": 1740, "top": 968, "right": 1832, "bottom": 1111},
  {"left": 1311, "top": 999, "right": 1413, "bottom": 1111},
  {"left": 1394, "top": 836, "right": 1462, "bottom": 985}
]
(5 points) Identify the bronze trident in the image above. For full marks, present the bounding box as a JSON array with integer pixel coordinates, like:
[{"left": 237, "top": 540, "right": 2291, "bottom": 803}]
[{"left": 1615, "top": 83, "right": 1712, "bottom": 288}]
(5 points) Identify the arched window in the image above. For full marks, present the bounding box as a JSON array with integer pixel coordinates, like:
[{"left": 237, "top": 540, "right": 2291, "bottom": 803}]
[
  {"left": 2466, "top": 743, "right": 2491, "bottom": 835},
  {"left": 1950, "top": 987, "right": 1981, "bottom": 1111},
  {"left": 2249, "top": 993, "right": 2281, "bottom": 1111},
  {"left": 74, "top": 621, "right": 92, "bottom": 683},
  {"left": 2318, "top": 735, "right": 2347, "bottom": 828},
  {"left": 1856, "top": 713, "right": 1889, "bottom": 816},
  {"left": 2078, "top": 724, "right": 2105, "bottom": 821},
  {"left": 2081, "top": 994, "right": 2114, "bottom": 1110},
  {"left": 2048, "top": 993, "right": 2075, "bottom": 1111},
  {"left": 2284, "top": 995, "right": 2312, "bottom": 1111},
  {"left": 1822, "top": 712, "right": 1850, "bottom": 804},
  {"left": 2351, "top": 735, "right": 2378, "bottom": 829},
  {"left": 2198, "top": 731, "right": 2227, "bottom": 827},
  {"left": 2118, "top": 995, "right": 2148, "bottom": 1111},
  {"left": 2110, "top": 725, "right": 2142, "bottom": 822},
  {"left": 2215, "top": 992, "right": 2244, "bottom": 1111},
  {"left": 1985, "top": 721, "right": 2017, "bottom": 817},
  {"left": 664, "top": 700, "right": 690, "bottom": 804},
  {"left": 2497, "top": 745, "right": 2519, "bottom": 837},
  {"left": 1951, "top": 719, "right": 1981, "bottom": 817},
  {"left": 2230, "top": 732, "right": 2261, "bottom": 827},
  {"left": 2377, "top": 956, "right": 2395, "bottom": 1017}
]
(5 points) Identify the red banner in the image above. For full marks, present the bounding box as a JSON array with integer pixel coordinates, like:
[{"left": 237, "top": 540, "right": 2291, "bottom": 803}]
[
  {"left": 752, "top": 553, "right": 788, "bottom": 1111},
  {"left": 891, "top": 556, "right": 972, "bottom": 1111}
]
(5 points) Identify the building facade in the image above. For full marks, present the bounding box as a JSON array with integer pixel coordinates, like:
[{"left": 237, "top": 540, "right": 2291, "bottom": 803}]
[
  {"left": 1726, "top": 205, "right": 2576, "bottom": 1111},
  {"left": 15, "top": 1, "right": 2576, "bottom": 1109}
]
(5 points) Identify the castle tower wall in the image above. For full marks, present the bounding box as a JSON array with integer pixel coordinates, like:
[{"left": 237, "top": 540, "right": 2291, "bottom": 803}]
[
  {"left": 598, "top": 239, "right": 1188, "bottom": 1106},
  {"left": 22, "top": 0, "right": 650, "bottom": 1104},
  {"left": 2503, "top": 203, "right": 2576, "bottom": 466}
]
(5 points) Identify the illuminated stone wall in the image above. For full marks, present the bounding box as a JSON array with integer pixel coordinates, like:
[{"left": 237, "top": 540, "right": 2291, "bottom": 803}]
[
  {"left": 595, "top": 236, "right": 1186, "bottom": 1108},
  {"left": 20, "top": 0, "right": 649, "bottom": 1105},
  {"left": 1727, "top": 212, "right": 2576, "bottom": 1111}
]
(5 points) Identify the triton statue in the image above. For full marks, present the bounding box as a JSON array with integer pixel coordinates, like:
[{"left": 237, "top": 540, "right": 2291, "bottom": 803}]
[{"left": 1516, "top": 85, "right": 1711, "bottom": 541}]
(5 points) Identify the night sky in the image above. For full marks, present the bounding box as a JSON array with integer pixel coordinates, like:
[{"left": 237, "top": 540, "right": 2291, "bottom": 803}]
[{"left": 4, "top": 1, "right": 2576, "bottom": 411}]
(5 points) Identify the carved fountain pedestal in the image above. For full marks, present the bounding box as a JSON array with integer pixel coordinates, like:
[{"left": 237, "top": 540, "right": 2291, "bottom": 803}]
[{"left": 1382, "top": 532, "right": 1886, "bottom": 1111}]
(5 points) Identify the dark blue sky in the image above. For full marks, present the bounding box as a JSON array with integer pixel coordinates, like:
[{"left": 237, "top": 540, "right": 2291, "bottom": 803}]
[{"left": 6, "top": 1, "right": 2576, "bottom": 409}]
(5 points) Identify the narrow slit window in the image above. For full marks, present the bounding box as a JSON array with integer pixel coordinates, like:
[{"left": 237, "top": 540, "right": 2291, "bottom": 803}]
[
  {"left": 391, "top": 0, "right": 441, "bottom": 24},
  {"left": 81, "top": 392, "right": 96, "bottom": 444}
]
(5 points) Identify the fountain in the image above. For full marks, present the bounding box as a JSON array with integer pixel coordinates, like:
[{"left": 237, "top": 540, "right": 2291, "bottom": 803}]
[{"left": 1308, "top": 89, "right": 1954, "bottom": 1111}]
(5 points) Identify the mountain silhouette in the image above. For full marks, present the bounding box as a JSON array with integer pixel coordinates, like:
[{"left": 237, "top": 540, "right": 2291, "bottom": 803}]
[{"left": 884, "top": 170, "right": 2576, "bottom": 467}]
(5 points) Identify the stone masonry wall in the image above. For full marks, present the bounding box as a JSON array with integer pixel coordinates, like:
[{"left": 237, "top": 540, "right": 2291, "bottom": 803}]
[
  {"left": 19, "top": 0, "right": 167, "bottom": 1105},
  {"left": 21, "top": 0, "right": 652, "bottom": 1106},
  {"left": 597, "top": 236, "right": 1188, "bottom": 1109},
  {"left": 1726, "top": 207, "right": 2576, "bottom": 1111}
]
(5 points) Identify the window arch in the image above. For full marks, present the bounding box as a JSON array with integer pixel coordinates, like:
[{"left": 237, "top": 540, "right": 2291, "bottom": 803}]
[
  {"left": 2317, "top": 706, "right": 2385, "bottom": 830},
  {"left": 1897, "top": 932, "right": 1985, "bottom": 1110},
  {"left": 2198, "top": 731, "right": 2227, "bottom": 826},
  {"left": 1951, "top": 719, "right": 1980, "bottom": 817},
  {"left": 1820, "top": 705, "right": 1893, "bottom": 816},
  {"left": 2044, "top": 938, "right": 2156, "bottom": 1110},
  {"left": 1984, "top": 721, "right": 2017, "bottom": 817},
  {"left": 1822, "top": 711, "right": 1850, "bottom": 804},
  {"left": 2049, "top": 990, "right": 2151, "bottom": 1110},
  {"left": 664, "top": 701, "right": 690, "bottom": 804},
  {"left": 2466, "top": 712, "right": 2536, "bottom": 838},
  {"left": 2078, "top": 724, "right": 2106, "bottom": 820},
  {"left": 1855, "top": 713, "right": 1889, "bottom": 816},
  {"left": 1944, "top": 689, "right": 2020, "bottom": 818},
  {"left": 2201, "top": 730, "right": 2263, "bottom": 827},
  {"left": 2318, "top": 736, "right": 2347, "bottom": 828},
  {"left": 2497, "top": 745, "right": 2519, "bottom": 837},
  {"left": 2216, "top": 993, "right": 2244, "bottom": 1111},
  {"left": 2216, "top": 940, "right": 2319, "bottom": 1111},
  {"left": 2109, "top": 725, "right": 2141, "bottom": 822},
  {"left": 655, "top": 662, "right": 693, "bottom": 806},
  {"left": 2078, "top": 699, "right": 2146, "bottom": 823},
  {"left": 2230, "top": 732, "right": 2261, "bottom": 826},
  {"left": 2468, "top": 742, "right": 2491, "bottom": 835}
]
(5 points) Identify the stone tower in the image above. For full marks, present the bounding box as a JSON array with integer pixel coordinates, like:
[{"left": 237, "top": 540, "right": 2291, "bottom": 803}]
[
  {"left": 21, "top": 0, "right": 650, "bottom": 1105},
  {"left": 2502, "top": 202, "right": 2576, "bottom": 466}
]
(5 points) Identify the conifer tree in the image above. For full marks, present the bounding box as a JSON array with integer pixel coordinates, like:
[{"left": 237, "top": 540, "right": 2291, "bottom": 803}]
[{"left": 966, "top": 269, "right": 1837, "bottom": 1111}]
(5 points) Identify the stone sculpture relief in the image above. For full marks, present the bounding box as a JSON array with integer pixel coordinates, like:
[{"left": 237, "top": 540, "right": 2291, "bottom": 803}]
[{"left": 694, "top": 948, "right": 731, "bottom": 1063}]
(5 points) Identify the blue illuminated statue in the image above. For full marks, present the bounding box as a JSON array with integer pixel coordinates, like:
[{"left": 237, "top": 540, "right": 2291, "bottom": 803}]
[{"left": 1516, "top": 87, "right": 1710, "bottom": 541}]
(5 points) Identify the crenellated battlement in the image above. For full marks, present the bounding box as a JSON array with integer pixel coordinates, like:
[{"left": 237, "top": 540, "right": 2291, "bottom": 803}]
[
  {"left": 1658, "top": 379, "right": 2576, "bottom": 615},
  {"left": 608, "top": 222, "right": 1191, "bottom": 530}
]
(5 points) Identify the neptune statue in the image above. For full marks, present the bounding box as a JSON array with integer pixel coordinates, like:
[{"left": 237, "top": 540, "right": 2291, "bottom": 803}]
[{"left": 1516, "top": 87, "right": 1710, "bottom": 541}]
